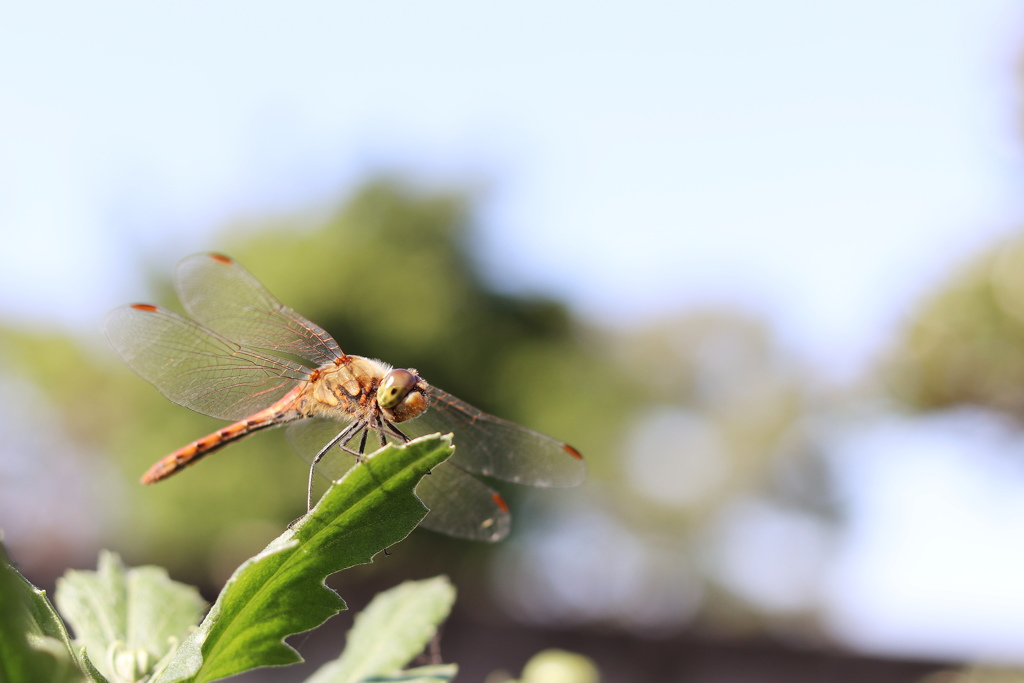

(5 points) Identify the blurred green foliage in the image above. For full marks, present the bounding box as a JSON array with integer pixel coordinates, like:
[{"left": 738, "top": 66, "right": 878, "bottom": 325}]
[
  {"left": 615, "top": 312, "right": 822, "bottom": 529},
  {"left": 889, "top": 236, "right": 1024, "bottom": 419}
]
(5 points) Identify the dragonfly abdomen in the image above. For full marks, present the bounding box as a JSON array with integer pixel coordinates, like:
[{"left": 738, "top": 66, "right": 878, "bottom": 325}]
[
  {"left": 140, "top": 419, "right": 273, "bottom": 483},
  {"left": 140, "top": 387, "right": 306, "bottom": 484}
]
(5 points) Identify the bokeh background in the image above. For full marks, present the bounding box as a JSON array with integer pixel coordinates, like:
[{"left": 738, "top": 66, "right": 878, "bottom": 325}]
[{"left": 4, "top": 2, "right": 1024, "bottom": 681}]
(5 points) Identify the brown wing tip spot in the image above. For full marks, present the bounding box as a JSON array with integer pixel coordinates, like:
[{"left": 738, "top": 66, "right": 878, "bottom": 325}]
[
  {"left": 492, "top": 492, "right": 510, "bottom": 514},
  {"left": 130, "top": 303, "right": 159, "bottom": 312},
  {"left": 209, "top": 253, "right": 234, "bottom": 264},
  {"left": 563, "top": 444, "right": 584, "bottom": 460}
]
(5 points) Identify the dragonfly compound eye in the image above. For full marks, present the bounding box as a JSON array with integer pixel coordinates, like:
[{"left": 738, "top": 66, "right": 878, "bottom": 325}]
[{"left": 377, "top": 369, "right": 417, "bottom": 409}]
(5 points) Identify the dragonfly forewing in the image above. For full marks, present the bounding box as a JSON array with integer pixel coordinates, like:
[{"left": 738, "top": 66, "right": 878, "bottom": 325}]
[
  {"left": 175, "top": 253, "right": 344, "bottom": 366},
  {"left": 104, "top": 304, "right": 312, "bottom": 421}
]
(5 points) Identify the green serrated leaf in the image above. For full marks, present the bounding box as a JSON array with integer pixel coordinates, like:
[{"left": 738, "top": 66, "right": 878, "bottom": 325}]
[
  {"left": 79, "top": 647, "right": 112, "bottom": 683},
  {"left": 360, "top": 663, "right": 459, "bottom": 682},
  {"left": 306, "top": 576, "right": 457, "bottom": 683},
  {"left": 0, "top": 540, "right": 89, "bottom": 683},
  {"left": 54, "top": 550, "right": 206, "bottom": 683},
  {"left": 155, "top": 434, "right": 454, "bottom": 683}
]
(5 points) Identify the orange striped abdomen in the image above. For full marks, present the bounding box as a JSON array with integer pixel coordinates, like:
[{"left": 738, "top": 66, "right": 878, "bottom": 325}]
[{"left": 140, "top": 387, "right": 306, "bottom": 484}]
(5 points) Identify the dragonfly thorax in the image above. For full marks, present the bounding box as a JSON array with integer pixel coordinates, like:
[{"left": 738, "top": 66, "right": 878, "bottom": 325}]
[{"left": 307, "top": 356, "right": 430, "bottom": 425}]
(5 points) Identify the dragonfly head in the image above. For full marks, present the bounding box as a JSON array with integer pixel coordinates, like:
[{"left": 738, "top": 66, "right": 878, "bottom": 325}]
[{"left": 377, "top": 368, "right": 430, "bottom": 423}]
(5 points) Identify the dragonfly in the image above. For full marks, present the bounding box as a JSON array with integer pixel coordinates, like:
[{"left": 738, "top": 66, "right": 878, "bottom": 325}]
[{"left": 104, "top": 253, "right": 585, "bottom": 541}]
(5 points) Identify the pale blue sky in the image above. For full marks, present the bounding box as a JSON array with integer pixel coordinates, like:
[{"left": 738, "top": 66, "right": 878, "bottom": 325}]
[
  {"left": 4, "top": 0, "right": 1024, "bottom": 662},
  {"left": 3, "top": 1, "right": 1022, "bottom": 373}
]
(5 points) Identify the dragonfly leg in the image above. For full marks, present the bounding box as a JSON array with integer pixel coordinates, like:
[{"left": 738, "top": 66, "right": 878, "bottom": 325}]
[
  {"left": 382, "top": 418, "right": 410, "bottom": 443},
  {"left": 335, "top": 425, "right": 372, "bottom": 461},
  {"left": 380, "top": 419, "right": 430, "bottom": 473},
  {"left": 308, "top": 421, "right": 362, "bottom": 511}
]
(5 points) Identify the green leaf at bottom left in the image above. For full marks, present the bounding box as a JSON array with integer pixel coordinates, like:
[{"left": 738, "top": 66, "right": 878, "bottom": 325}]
[{"left": 0, "top": 540, "right": 90, "bottom": 683}]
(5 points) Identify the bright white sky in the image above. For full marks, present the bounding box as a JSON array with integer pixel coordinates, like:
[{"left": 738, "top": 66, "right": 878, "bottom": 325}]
[{"left": 4, "top": 0, "right": 1024, "bottom": 664}]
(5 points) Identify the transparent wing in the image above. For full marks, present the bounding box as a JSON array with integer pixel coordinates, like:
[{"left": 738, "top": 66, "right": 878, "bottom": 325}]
[
  {"left": 104, "top": 304, "right": 312, "bottom": 421},
  {"left": 175, "top": 253, "right": 344, "bottom": 366},
  {"left": 288, "top": 419, "right": 510, "bottom": 541},
  {"left": 400, "top": 386, "right": 586, "bottom": 487},
  {"left": 415, "top": 463, "right": 511, "bottom": 542}
]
